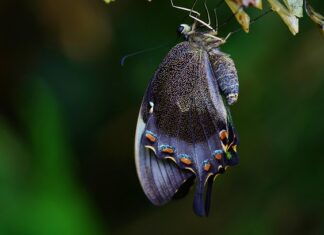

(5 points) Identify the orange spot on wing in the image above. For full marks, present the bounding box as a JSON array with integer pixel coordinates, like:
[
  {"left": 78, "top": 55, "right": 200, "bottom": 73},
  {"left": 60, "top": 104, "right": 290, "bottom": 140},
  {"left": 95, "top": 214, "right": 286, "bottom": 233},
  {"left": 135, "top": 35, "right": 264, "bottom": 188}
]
[
  {"left": 215, "top": 153, "right": 222, "bottom": 160},
  {"left": 180, "top": 158, "right": 192, "bottom": 165},
  {"left": 162, "top": 148, "right": 174, "bottom": 154},
  {"left": 219, "top": 130, "right": 228, "bottom": 141},
  {"left": 145, "top": 133, "right": 156, "bottom": 142},
  {"left": 204, "top": 163, "right": 211, "bottom": 171}
]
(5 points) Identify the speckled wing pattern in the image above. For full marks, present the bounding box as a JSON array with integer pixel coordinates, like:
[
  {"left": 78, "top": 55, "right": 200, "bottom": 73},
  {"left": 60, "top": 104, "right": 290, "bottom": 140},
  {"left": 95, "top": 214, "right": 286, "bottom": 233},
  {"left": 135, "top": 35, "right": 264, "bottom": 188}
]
[{"left": 135, "top": 41, "right": 239, "bottom": 216}]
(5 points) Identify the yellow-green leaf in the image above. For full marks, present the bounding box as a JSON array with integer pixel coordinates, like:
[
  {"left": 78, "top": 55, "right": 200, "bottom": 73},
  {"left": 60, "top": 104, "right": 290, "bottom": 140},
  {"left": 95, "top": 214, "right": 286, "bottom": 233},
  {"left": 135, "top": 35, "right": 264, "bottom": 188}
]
[
  {"left": 283, "top": 0, "right": 303, "bottom": 17},
  {"left": 268, "top": 0, "right": 299, "bottom": 35}
]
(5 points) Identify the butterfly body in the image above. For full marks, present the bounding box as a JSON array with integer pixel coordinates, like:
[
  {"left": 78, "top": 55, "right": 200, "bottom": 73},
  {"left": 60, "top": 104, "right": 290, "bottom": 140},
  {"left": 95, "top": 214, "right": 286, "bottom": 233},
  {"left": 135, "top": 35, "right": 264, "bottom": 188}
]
[{"left": 135, "top": 25, "right": 239, "bottom": 216}]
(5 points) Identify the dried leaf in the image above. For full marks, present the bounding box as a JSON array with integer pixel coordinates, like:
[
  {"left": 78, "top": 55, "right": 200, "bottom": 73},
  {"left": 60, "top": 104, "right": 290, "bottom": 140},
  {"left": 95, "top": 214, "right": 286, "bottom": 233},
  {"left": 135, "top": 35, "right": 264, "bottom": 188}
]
[
  {"left": 283, "top": 0, "right": 303, "bottom": 17},
  {"left": 225, "top": 0, "right": 251, "bottom": 33},
  {"left": 268, "top": 0, "right": 299, "bottom": 35},
  {"left": 234, "top": 0, "right": 263, "bottom": 9},
  {"left": 305, "top": 0, "right": 324, "bottom": 37}
]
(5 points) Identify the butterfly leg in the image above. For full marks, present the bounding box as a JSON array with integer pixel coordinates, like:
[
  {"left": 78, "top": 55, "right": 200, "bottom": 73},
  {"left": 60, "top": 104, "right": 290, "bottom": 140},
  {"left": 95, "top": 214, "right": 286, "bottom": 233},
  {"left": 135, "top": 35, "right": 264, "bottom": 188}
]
[
  {"left": 189, "top": 15, "right": 214, "bottom": 30},
  {"left": 214, "top": 8, "right": 219, "bottom": 34},
  {"left": 204, "top": 0, "right": 211, "bottom": 26},
  {"left": 170, "top": 0, "right": 201, "bottom": 16}
]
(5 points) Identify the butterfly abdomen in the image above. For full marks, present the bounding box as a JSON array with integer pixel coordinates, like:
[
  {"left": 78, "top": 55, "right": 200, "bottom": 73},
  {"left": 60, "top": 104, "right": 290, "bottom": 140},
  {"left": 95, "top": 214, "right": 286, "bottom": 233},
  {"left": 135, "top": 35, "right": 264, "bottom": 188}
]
[{"left": 209, "top": 51, "right": 239, "bottom": 105}]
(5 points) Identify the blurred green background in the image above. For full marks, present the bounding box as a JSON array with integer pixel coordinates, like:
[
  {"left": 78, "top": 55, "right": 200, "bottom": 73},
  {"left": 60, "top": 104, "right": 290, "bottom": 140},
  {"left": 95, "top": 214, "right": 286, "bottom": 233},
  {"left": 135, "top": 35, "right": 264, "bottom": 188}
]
[{"left": 0, "top": 0, "right": 323, "bottom": 235}]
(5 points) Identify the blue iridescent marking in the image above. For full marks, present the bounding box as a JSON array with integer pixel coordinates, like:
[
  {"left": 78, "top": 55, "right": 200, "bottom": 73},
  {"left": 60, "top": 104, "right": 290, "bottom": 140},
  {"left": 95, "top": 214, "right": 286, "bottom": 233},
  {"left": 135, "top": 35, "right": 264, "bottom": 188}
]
[
  {"left": 145, "top": 130, "right": 157, "bottom": 142},
  {"left": 178, "top": 154, "right": 191, "bottom": 159},
  {"left": 212, "top": 150, "right": 223, "bottom": 157},
  {"left": 212, "top": 149, "right": 223, "bottom": 160},
  {"left": 178, "top": 154, "right": 192, "bottom": 165},
  {"left": 145, "top": 130, "right": 156, "bottom": 136},
  {"left": 159, "top": 144, "right": 175, "bottom": 153}
]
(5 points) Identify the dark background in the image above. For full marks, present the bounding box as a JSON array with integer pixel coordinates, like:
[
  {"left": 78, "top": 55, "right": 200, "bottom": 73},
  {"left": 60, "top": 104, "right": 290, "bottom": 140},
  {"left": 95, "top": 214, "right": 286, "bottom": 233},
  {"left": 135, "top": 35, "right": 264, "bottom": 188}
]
[{"left": 0, "top": 0, "right": 323, "bottom": 235}]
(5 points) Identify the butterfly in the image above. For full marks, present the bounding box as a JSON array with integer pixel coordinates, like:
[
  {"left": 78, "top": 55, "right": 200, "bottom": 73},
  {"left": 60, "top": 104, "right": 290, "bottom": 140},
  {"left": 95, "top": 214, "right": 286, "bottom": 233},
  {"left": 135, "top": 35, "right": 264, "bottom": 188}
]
[{"left": 134, "top": 15, "right": 240, "bottom": 217}]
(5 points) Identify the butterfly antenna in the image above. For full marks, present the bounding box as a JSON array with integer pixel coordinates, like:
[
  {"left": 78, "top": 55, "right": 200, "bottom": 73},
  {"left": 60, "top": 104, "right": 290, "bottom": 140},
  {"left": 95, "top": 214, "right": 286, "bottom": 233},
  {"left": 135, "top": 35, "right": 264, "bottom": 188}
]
[
  {"left": 121, "top": 29, "right": 185, "bottom": 66},
  {"left": 218, "top": 6, "right": 243, "bottom": 29},
  {"left": 250, "top": 9, "right": 273, "bottom": 24},
  {"left": 123, "top": 0, "right": 205, "bottom": 66},
  {"left": 121, "top": 44, "right": 167, "bottom": 66},
  {"left": 204, "top": 0, "right": 211, "bottom": 26},
  {"left": 229, "top": 8, "right": 273, "bottom": 36}
]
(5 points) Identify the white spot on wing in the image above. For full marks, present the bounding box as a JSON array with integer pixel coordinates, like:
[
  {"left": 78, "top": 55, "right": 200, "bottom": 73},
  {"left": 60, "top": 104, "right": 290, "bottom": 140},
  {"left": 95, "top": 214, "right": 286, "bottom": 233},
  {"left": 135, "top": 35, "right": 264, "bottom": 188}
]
[
  {"left": 134, "top": 108, "right": 145, "bottom": 176},
  {"left": 149, "top": 101, "right": 154, "bottom": 113}
]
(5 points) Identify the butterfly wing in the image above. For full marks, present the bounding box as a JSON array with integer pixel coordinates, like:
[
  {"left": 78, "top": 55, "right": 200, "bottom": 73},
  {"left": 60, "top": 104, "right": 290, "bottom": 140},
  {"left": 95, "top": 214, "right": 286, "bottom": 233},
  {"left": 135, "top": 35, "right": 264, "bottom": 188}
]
[
  {"left": 135, "top": 42, "right": 239, "bottom": 216},
  {"left": 135, "top": 105, "right": 194, "bottom": 206}
]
